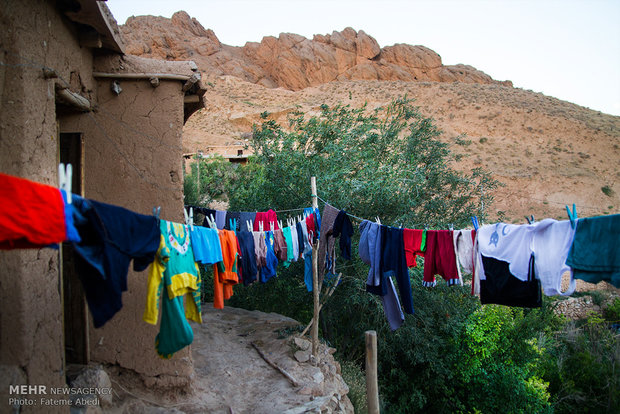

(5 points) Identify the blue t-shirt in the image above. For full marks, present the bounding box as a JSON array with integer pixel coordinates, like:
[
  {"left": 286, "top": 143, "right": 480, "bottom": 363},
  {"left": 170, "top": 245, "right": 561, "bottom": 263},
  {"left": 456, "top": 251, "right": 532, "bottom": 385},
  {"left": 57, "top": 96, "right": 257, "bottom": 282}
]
[{"left": 190, "top": 226, "right": 223, "bottom": 265}]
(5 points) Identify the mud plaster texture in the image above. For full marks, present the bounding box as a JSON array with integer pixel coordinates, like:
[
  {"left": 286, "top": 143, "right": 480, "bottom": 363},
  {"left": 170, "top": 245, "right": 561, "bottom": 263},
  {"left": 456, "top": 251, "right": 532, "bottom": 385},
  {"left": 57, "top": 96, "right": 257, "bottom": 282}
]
[
  {"left": 0, "top": 0, "right": 199, "bottom": 410},
  {"left": 60, "top": 75, "right": 191, "bottom": 387},
  {"left": 0, "top": 1, "right": 97, "bottom": 413}
]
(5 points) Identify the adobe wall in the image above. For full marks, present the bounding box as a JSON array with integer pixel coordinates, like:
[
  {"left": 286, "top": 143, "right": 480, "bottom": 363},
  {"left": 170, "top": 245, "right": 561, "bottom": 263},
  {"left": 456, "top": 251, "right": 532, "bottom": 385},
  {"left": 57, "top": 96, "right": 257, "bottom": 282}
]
[
  {"left": 59, "top": 78, "right": 192, "bottom": 387},
  {"left": 0, "top": 0, "right": 97, "bottom": 412}
]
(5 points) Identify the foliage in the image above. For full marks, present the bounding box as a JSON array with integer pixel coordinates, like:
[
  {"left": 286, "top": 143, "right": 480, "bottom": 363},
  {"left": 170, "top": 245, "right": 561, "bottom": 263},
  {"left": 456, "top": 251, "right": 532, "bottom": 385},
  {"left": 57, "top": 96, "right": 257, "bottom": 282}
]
[
  {"left": 604, "top": 297, "right": 620, "bottom": 322},
  {"left": 340, "top": 360, "right": 368, "bottom": 414},
  {"left": 183, "top": 155, "right": 235, "bottom": 206},
  {"left": 228, "top": 97, "right": 497, "bottom": 227},
  {"left": 541, "top": 314, "right": 620, "bottom": 413},
  {"left": 454, "top": 305, "right": 558, "bottom": 414},
  {"left": 185, "top": 97, "right": 618, "bottom": 413}
]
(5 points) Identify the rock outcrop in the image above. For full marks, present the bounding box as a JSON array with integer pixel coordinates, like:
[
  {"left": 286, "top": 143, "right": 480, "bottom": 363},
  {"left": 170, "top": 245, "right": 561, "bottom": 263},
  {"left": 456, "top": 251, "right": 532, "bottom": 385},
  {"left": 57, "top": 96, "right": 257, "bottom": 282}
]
[{"left": 120, "top": 11, "right": 512, "bottom": 90}]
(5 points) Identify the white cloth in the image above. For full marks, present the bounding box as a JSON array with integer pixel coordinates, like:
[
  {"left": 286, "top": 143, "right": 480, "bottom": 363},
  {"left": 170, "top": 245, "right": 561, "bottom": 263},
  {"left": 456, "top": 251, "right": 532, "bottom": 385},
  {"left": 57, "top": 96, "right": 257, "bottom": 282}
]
[
  {"left": 453, "top": 230, "right": 475, "bottom": 284},
  {"left": 477, "top": 219, "right": 576, "bottom": 296}
]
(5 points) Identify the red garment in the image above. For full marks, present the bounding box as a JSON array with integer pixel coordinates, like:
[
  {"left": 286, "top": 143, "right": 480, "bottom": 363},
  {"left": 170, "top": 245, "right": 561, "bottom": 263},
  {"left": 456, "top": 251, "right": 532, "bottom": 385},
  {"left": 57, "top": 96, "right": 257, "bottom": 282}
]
[
  {"left": 253, "top": 209, "right": 279, "bottom": 231},
  {"left": 403, "top": 229, "right": 425, "bottom": 267},
  {"left": 0, "top": 173, "right": 66, "bottom": 249},
  {"left": 423, "top": 230, "right": 459, "bottom": 287},
  {"left": 305, "top": 214, "right": 316, "bottom": 242}
]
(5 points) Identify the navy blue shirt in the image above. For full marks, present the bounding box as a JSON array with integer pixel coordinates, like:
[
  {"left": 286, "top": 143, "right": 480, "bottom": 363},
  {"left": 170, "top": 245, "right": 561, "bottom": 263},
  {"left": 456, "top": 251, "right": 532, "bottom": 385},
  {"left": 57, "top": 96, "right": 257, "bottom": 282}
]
[{"left": 72, "top": 197, "right": 160, "bottom": 328}]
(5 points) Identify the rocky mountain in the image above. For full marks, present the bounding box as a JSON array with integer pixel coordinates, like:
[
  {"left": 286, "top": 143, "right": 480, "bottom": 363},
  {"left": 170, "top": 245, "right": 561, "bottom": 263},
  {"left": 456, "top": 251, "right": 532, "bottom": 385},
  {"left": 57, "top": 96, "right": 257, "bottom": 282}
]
[
  {"left": 120, "top": 11, "right": 512, "bottom": 90},
  {"left": 119, "top": 11, "right": 619, "bottom": 223}
]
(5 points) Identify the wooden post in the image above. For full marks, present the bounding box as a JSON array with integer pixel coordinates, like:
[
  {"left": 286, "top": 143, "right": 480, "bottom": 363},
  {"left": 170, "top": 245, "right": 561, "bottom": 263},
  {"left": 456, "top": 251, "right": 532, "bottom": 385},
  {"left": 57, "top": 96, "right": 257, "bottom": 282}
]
[
  {"left": 311, "top": 176, "right": 320, "bottom": 362},
  {"left": 365, "top": 330, "right": 380, "bottom": 414}
]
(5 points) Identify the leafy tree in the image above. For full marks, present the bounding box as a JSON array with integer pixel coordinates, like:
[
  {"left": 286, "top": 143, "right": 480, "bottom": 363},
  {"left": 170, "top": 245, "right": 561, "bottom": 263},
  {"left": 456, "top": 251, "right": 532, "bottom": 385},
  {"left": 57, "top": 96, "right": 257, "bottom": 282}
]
[{"left": 227, "top": 97, "right": 497, "bottom": 227}]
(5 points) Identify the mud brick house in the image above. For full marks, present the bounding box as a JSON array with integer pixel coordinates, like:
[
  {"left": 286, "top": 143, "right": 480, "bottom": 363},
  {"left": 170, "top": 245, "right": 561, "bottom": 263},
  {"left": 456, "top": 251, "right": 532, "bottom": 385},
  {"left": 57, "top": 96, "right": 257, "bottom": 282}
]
[{"left": 0, "top": 1, "right": 205, "bottom": 411}]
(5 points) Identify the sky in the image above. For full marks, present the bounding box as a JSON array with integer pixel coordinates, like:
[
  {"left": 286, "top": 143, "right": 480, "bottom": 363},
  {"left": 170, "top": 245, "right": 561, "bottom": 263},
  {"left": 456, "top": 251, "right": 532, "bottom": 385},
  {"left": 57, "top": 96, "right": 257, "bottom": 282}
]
[{"left": 106, "top": 0, "right": 620, "bottom": 116}]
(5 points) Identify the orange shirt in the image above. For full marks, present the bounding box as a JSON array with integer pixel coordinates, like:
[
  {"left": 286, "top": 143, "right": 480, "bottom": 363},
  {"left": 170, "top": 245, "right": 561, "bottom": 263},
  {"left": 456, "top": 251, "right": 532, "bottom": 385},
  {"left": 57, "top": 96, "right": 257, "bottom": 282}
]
[{"left": 213, "top": 229, "right": 240, "bottom": 309}]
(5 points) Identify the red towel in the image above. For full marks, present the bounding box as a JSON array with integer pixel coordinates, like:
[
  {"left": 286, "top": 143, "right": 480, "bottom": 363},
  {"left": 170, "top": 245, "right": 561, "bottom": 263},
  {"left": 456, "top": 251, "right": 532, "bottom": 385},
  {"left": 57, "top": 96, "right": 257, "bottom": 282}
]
[
  {"left": 423, "top": 230, "right": 459, "bottom": 287},
  {"left": 0, "top": 173, "right": 66, "bottom": 249}
]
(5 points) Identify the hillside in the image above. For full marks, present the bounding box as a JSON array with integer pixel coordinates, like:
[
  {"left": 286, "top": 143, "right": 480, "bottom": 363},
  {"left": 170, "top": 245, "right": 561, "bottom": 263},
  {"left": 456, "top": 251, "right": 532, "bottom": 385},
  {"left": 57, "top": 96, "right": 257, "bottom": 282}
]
[{"left": 119, "top": 11, "right": 620, "bottom": 222}]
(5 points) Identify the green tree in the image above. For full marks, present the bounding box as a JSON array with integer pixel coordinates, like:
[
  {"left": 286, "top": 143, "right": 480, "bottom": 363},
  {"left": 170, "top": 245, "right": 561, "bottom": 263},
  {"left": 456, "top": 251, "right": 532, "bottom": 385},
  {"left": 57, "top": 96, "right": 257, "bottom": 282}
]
[{"left": 227, "top": 97, "right": 496, "bottom": 227}]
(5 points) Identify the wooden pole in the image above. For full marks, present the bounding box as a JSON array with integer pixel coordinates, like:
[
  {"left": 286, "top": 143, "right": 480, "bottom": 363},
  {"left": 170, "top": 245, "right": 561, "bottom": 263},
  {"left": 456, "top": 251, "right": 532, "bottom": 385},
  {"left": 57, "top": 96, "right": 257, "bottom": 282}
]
[
  {"left": 311, "top": 176, "right": 320, "bottom": 362},
  {"left": 365, "top": 330, "right": 380, "bottom": 414}
]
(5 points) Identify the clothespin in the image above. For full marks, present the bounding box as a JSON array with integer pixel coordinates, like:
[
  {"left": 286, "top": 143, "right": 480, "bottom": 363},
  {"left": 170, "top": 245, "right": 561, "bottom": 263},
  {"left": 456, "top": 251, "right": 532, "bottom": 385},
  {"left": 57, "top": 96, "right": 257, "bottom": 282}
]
[
  {"left": 152, "top": 206, "right": 161, "bottom": 218},
  {"left": 259, "top": 222, "right": 264, "bottom": 232},
  {"left": 58, "top": 163, "right": 73, "bottom": 204},
  {"left": 375, "top": 216, "right": 381, "bottom": 225},
  {"left": 247, "top": 220, "right": 253, "bottom": 232},
  {"left": 566, "top": 204, "right": 578, "bottom": 229},
  {"left": 449, "top": 223, "right": 454, "bottom": 231},
  {"left": 229, "top": 218, "right": 237, "bottom": 232},
  {"left": 184, "top": 207, "right": 194, "bottom": 230},
  {"left": 278, "top": 220, "right": 283, "bottom": 229},
  {"left": 525, "top": 215, "right": 535, "bottom": 224},
  {"left": 471, "top": 216, "right": 479, "bottom": 231},
  {"left": 205, "top": 214, "right": 217, "bottom": 230},
  {"left": 270, "top": 221, "right": 275, "bottom": 231}
]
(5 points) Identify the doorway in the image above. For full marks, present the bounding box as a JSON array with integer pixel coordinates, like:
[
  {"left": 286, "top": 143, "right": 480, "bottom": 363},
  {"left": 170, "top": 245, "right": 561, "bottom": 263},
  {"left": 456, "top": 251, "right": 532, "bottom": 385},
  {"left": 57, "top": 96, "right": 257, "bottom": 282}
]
[{"left": 59, "top": 132, "right": 89, "bottom": 365}]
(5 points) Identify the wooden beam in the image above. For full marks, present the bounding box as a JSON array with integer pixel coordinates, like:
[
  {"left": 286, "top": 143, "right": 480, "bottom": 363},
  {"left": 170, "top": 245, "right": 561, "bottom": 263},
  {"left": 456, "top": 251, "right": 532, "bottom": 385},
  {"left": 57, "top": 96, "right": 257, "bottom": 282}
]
[{"left": 93, "top": 72, "right": 191, "bottom": 81}]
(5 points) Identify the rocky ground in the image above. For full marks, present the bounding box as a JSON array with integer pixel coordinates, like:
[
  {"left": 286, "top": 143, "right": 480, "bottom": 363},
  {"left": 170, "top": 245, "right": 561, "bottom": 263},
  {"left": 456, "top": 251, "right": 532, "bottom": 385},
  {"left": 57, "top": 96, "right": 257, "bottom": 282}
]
[{"left": 70, "top": 306, "right": 352, "bottom": 414}]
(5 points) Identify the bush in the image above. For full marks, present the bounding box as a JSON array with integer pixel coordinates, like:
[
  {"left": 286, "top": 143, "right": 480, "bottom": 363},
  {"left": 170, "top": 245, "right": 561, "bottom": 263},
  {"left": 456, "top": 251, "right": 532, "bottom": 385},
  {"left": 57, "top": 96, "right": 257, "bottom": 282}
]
[{"left": 541, "top": 314, "right": 620, "bottom": 413}]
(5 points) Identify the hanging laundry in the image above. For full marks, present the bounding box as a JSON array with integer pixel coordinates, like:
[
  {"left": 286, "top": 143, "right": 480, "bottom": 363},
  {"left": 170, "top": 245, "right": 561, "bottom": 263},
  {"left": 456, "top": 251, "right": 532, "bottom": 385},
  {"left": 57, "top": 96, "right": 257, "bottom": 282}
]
[
  {"left": 381, "top": 226, "right": 414, "bottom": 315},
  {"left": 300, "top": 219, "right": 313, "bottom": 291},
  {"left": 71, "top": 196, "right": 160, "bottom": 328},
  {"left": 213, "top": 229, "right": 240, "bottom": 308},
  {"left": 190, "top": 226, "right": 223, "bottom": 265},
  {"left": 477, "top": 219, "right": 576, "bottom": 296},
  {"left": 253, "top": 209, "right": 279, "bottom": 231},
  {"left": 144, "top": 220, "right": 202, "bottom": 358},
  {"left": 273, "top": 228, "right": 288, "bottom": 262},
  {"left": 239, "top": 211, "right": 257, "bottom": 230},
  {"left": 318, "top": 204, "right": 340, "bottom": 282},
  {"left": 333, "top": 210, "right": 353, "bottom": 260},
  {"left": 480, "top": 254, "right": 542, "bottom": 308},
  {"left": 296, "top": 221, "right": 304, "bottom": 260},
  {"left": 381, "top": 278, "right": 405, "bottom": 331},
  {"left": 566, "top": 214, "right": 620, "bottom": 288},
  {"left": 305, "top": 213, "right": 317, "bottom": 243},
  {"left": 359, "top": 220, "right": 382, "bottom": 290},
  {"left": 282, "top": 226, "right": 297, "bottom": 267},
  {"left": 224, "top": 211, "right": 241, "bottom": 231},
  {"left": 237, "top": 230, "right": 258, "bottom": 285},
  {"left": 260, "top": 230, "right": 278, "bottom": 282},
  {"left": 215, "top": 210, "right": 226, "bottom": 230},
  {"left": 197, "top": 208, "right": 217, "bottom": 227},
  {"left": 423, "top": 230, "right": 460, "bottom": 287},
  {"left": 403, "top": 228, "right": 426, "bottom": 268},
  {"left": 453, "top": 230, "right": 475, "bottom": 276},
  {"left": 360, "top": 220, "right": 405, "bottom": 330},
  {"left": 253, "top": 230, "right": 267, "bottom": 268},
  {"left": 0, "top": 172, "right": 79, "bottom": 248}
]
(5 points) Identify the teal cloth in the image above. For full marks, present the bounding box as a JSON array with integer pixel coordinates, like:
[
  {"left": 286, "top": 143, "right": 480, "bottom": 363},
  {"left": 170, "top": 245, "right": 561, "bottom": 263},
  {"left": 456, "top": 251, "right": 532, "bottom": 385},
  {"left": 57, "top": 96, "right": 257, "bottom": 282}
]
[
  {"left": 566, "top": 214, "right": 620, "bottom": 288},
  {"left": 156, "top": 285, "right": 194, "bottom": 358},
  {"left": 282, "top": 226, "right": 296, "bottom": 267}
]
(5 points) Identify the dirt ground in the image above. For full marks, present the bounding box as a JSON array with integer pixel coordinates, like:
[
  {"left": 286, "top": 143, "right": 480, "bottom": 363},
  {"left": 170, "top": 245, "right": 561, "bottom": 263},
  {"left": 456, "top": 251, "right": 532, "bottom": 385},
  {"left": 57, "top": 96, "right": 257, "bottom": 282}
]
[{"left": 100, "top": 306, "right": 352, "bottom": 414}]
